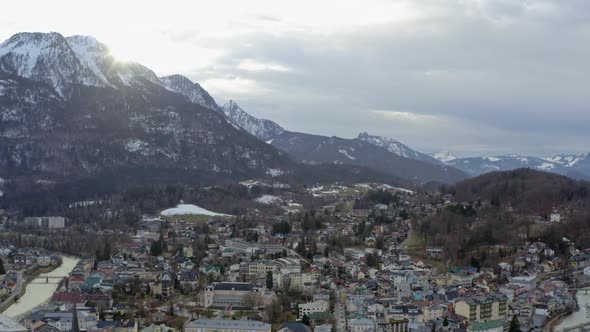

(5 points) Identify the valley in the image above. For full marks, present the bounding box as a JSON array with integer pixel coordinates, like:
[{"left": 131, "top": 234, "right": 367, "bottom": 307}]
[{"left": 0, "top": 30, "right": 589, "bottom": 332}]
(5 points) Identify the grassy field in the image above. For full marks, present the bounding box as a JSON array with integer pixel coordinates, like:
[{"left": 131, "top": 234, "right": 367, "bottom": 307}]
[
  {"left": 404, "top": 231, "right": 448, "bottom": 272},
  {"left": 404, "top": 231, "right": 425, "bottom": 255}
]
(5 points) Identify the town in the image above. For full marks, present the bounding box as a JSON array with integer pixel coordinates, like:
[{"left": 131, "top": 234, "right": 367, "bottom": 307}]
[{"left": 0, "top": 180, "right": 587, "bottom": 332}]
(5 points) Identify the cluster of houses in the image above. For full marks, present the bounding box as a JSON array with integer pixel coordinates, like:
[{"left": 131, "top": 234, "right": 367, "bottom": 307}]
[{"left": 1, "top": 183, "right": 587, "bottom": 332}]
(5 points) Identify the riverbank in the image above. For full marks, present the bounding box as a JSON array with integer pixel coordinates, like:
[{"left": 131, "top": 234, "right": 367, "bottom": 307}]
[
  {"left": 554, "top": 288, "right": 590, "bottom": 331},
  {"left": 0, "top": 258, "right": 63, "bottom": 313},
  {"left": 2, "top": 256, "right": 81, "bottom": 319},
  {"left": 544, "top": 304, "right": 575, "bottom": 332}
]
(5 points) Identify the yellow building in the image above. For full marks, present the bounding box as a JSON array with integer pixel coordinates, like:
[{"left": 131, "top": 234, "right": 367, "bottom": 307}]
[
  {"left": 454, "top": 295, "right": 508, "bottom": 322},
  {"left": 435, "top": 276, "right": 454, "bottom": 287},
  {"left": 248, "top": 261, "right": 277, "bottom": 276}
]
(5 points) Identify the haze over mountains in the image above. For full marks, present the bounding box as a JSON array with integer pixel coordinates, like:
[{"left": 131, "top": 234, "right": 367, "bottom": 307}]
[
  {"left": 1, "top": 32, "right": 589, "bottom": 190},
  {"left": 431, "top": 153, "right": 590, "bottom": 180}
]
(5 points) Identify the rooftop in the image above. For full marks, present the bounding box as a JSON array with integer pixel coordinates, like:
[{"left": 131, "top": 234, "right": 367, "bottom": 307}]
[
  {"left": 211, "top": 282, "right": 254, "bottom": 291},
  {"left": 186, "top": 319, "right": 270, "bottom": 331},
  {"left": 0, "top": 314, "right": 28, "bottom": 332}
]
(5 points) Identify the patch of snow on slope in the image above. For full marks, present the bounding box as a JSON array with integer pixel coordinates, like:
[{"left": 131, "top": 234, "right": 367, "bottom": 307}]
[
  {"left": 538, "top": 163, "right": 554, "bottom": 170},
  {"left": 483, "top": 156, "right": 501, "bottom": 162},
  {"left": 432, "top": 151, "right": 457, "bottom": 163},
  {"left": 266, "top": 168, "right": 284, "bottom": 177},
  {"left": 285, "top": 202, "right": 303, "bottom": 213},
  {"left": 125, "top": 139, "right": 146, "bottom": 152},
  {"left": 378, "top": 184, "right": 414, "bottom": 194},
  {"left": 545, "top": 156, "right": 562, "bottom": 163},
  {"left": 310, "top": 186, "right": 324, "bottom": 192},
  {"left": 338, "top": 149, "right": 356, "bottom": 160},
  {"left": 256, "top": 195, "right": 282, "bottom": 205},
  {"left": 161, "top": 204, "right": 230, "bottom": 216},
  {"left": 65, "top": 35, "right": 112, "bottom": 86},
  {"left": 544, "top": 154, "right": 587, "bottom": 167}
]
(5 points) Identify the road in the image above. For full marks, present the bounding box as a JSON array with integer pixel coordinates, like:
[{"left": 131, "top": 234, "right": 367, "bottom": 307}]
[
  {"left": 333, "top": 290, "right": 346, "bottom": 332},
  {"left": 400, "top": 229, "right": 412, "bottom": 249},
  {"left": 0, "top": 270, "right": 24, "bottom": 310}
]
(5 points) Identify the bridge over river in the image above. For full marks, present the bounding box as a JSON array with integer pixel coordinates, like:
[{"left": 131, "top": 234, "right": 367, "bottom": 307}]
[
  {"left": 2, "top": 256, "right": 80, "bottom": 320},
  {"left": 27, "top": 275, "right": 69, "bottom": 285}
]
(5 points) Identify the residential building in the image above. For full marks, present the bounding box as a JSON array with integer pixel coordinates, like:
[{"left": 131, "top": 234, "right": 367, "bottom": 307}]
[
  {"left": 185, "top": 319, "right": 271, "bottom": 332},
  {"left": 454, "top": 295, "right": 508, "bottom": 322},
  {"left": 298, "top": 300, "right": 328, "bottom": 319},
  {"left": 151, "top": 273, "right": 174, "bottom": 297},
  {"left": 248, "top": 261, "right": 277, "bottom": 276},
  {"left": 550, "top": 211, "right": 561, "bottom": 223},
  {"left": 348, "top": 318, "right": 375, "bottom": 332},
  {"left": 24, "top": 216, "right": 66, "bottom": 229},
  {"left": 203, "top": 282, "right": 263, "bottom": 308}
]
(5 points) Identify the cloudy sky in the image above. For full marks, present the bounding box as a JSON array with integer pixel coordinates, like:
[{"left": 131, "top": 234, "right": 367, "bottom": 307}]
[{"left": 2, "top": 0, "right": 589, "bottom": 157}]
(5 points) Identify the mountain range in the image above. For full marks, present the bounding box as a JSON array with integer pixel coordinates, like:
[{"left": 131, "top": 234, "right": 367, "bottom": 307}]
[
  {"left": 430, "top": 153, "right": 590, "bottom": 180},
  {"left": 214, "top": 98, "right": 590, "bottom": 181},
  {"left": 0, "top": 31, "right": 455, "bottom": 193},
  {"left": 0, "top": 32, "right": 291, "bottom": 183},
  {"left": 1, "top": 32, "right": 588, "bottom": 193}
]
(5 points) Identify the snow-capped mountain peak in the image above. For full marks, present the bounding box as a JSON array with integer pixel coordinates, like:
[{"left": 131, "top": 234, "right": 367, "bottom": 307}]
[
  {"left": 442, "top": 154, "right": 562, "bottom": 176},
  {"left": 545, "top": 153, "right": 590, "bottom": 167},
  {"left": 356, "top": 132, "right": 442, "bottom": 164},
  {"left": 221, "top": 100, "right": 284, "bottom": 141},
  {"left": 65, "top": 35, "right": 114, "bottom": 87},
  {"left": 0, "top": 32, "right": 108, "bottom": 95},
  {"left": 431, "top": 151, "right": 457, "bottom": 163},
  {"left": 159, "top": 74, "right": 218, "bottom": 110},
  {"left": 0, "top": 32, "right": 169, "bottom": 97}
]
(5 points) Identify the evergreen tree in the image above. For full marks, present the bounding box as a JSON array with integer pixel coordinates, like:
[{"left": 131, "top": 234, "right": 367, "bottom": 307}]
[
  {"left": 509, "top": 315, "right": 520, "bottom": 332},
  {"left": 301, "top": 314, "right": 310, "bottom": 326},
  {"left": 0, "top": 258, "right": 5, "bottom": 275},
  {"left": 150, "top": 240, "right": 163, "bottom": 256},
  {"left": 102, "top": 241, "right": 111, "bottom": 261},
  {"left": 266, "top": 271, "right": 273, "bottom": 290},
  {"left": 366, "top": 253, "right": 378, "bottom": 268}
]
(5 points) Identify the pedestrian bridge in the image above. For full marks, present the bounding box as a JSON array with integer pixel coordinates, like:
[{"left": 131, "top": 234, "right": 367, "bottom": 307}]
[{"left": 28, "top": 275, "right": 67, "bottom": 284}]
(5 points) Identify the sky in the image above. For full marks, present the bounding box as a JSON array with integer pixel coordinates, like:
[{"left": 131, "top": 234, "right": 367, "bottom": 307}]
[{"left": 1, "top": 0, "right": 589, "bottom": 157}]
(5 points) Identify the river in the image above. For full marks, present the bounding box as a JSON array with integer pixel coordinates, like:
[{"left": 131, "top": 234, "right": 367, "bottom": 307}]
[
  {"left": 3, "top": 256, "right": 81, "bottom": 319},
  {"left": 555, "top": 289, "right": 590, "bottom": 331}
]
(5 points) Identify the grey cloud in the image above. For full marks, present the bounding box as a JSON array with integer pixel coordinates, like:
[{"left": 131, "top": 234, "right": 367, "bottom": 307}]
[{"left": 187, "top": 0, "right": 590, "bottom": 156}]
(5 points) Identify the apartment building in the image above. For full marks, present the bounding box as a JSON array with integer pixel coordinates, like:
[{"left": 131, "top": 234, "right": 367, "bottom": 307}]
[
  {"left": 203, "top": 282, "right": 263, "bottom": 308},
  {"left": 454, "top": 294, "right": 508, "bottom": 322}
]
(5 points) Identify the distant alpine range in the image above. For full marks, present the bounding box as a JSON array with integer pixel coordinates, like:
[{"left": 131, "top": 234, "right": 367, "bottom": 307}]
[{"left": 1, "top": 32, "right": 588, "bottom": 192}]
